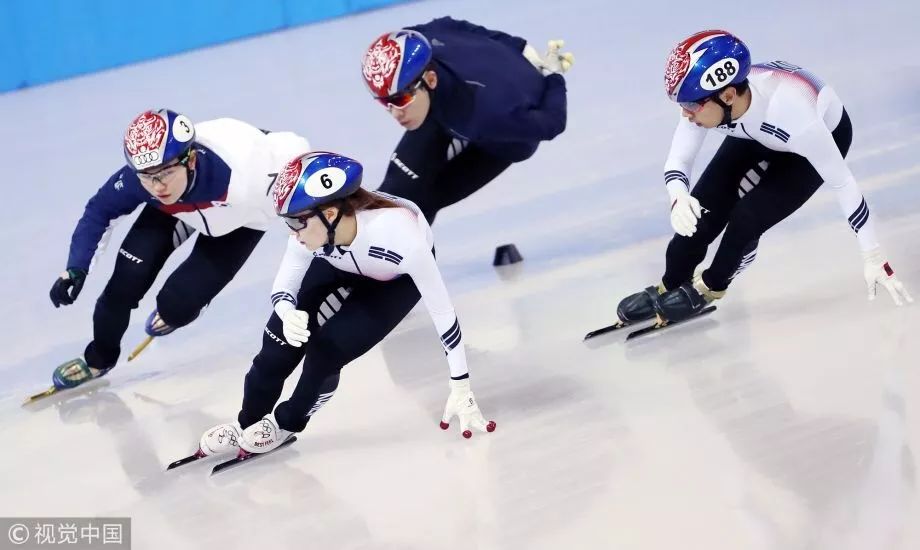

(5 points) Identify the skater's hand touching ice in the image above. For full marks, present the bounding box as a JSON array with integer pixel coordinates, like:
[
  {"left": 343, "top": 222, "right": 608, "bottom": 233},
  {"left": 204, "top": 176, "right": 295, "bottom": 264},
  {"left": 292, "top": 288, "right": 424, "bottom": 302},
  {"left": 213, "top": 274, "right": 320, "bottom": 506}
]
[
  {"left": 440, "top": 378, "right": 496, "bottom": 439},
  {"left": 863, "top": 248, "right": 913, "bottom": 306}
]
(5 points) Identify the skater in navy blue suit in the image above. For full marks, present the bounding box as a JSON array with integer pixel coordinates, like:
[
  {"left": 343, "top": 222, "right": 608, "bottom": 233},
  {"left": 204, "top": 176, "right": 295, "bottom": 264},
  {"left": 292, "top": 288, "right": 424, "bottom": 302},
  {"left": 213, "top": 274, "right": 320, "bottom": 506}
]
[{"left": 361, "top": 18, "right": 573, "bottom": 222}]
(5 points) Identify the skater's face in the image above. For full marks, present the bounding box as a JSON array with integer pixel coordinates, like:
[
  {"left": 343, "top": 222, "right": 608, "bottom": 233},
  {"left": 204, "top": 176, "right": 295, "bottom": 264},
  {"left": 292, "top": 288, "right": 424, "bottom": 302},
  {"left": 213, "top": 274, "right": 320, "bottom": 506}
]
[
  {"left": 681, "top": 96, "right": 723, "bottom": 128},
  {"left": 681, "top": 87, "right": 743, "bottom": 129},
  {"left": 290, "top": 207, "right": 344, "bottom": 251},
  {"left": 386, "top": 70, "right": 437, "bottom": 131},
  {"left": 137, "top": 152, "right": 195, "bottom": 204}
]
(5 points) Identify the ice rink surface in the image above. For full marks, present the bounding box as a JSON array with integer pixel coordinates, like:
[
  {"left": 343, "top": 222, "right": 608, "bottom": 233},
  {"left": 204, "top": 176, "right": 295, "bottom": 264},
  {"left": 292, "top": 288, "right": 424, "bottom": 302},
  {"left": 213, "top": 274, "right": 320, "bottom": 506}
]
[{"left": 1, "top": 1, "right": 918, "bottom": 548}]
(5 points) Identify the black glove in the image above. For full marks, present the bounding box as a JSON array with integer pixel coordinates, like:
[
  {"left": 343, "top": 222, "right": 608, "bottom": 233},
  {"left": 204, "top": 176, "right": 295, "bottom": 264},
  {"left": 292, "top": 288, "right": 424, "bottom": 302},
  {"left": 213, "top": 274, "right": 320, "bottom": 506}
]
[{"left": 49, "top": 268, "right": 88, "bottom": 308}]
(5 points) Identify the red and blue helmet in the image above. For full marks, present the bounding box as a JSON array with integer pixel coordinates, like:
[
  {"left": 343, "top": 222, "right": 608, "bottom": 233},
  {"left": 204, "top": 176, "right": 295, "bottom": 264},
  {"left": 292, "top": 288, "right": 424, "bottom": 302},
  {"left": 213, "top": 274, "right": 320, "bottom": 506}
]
[
  {"left": 665, "top": 30, "right": 751, "bottom": 105},
  {"left": 273, "top": 152, "right": 364, "bottom": 218},
  {"left": 123, "top": 109, "right": 195, "bottom": 172},
  {"left": 361, "top": 29, "right": 433, "bottom": 99}
]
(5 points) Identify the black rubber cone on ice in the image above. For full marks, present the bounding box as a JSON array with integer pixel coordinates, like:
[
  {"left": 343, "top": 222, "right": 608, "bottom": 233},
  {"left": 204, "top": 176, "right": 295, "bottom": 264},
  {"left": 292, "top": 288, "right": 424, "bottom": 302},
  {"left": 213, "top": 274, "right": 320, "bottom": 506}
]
[{"left": 493, "top": 244, "right": 523, "bottom": 266}]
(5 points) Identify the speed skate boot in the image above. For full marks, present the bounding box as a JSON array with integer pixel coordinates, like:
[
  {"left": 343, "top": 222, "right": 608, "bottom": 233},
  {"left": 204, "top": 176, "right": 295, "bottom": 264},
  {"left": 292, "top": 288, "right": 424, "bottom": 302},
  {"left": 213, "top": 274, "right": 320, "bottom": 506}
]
[
  {"left": 616, "top": 283, "right": 667, "bottom": 324},
  {"left": 238, "top": 414, "right": 294, "bottom": 456},
  {"left": 199, "top": 422, "right": 242, "bottom": 456},
  {"left": 145, "top": 308, "right": 189, "bottom": 337},
  {"left": 51, "top": 357, "right": 112, "bottom": 390},
  {"left": 655, "top": 273, "right": 725, "bottom": 323}
]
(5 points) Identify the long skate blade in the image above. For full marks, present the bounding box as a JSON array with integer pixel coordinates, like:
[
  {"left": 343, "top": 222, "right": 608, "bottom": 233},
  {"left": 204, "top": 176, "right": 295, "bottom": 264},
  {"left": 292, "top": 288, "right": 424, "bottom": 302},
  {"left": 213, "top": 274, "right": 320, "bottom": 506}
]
[
  {"left": 211, "top": 436, "right": 297, "bottom": 476},
  {"left": 23, "top": 387, "right": 59, "bottom": 405},
  {"left": 127, "top": 336, "right": 154, "bottom": 362},
  {"left": 166, "top": 449, "right": 207, "bottom": 471},
  {"left": 625, "top": 305, "right": 717, "bottom": 341},
  {"left": 23, "top": 357, "right": 88, "bottom": 405},
  {"left": 584, "top": 318, "right": 653, "bottom": 340},
  {"left": 22, "top": 379, "right": 112, "bottom": 409}
]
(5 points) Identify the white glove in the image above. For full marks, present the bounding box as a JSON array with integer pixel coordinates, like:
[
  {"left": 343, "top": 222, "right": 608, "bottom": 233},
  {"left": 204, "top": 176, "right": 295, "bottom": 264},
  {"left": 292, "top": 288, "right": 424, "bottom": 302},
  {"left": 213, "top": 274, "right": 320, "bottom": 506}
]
[
  {"left": 281, "top": 309, "right": 311, "bottom": 347},
  {"left": 670, "top": 190, "right": 704, "bottom": 237},
  {"left": 863, "top": 248, "right": 913, "bottom": 306},
  {"left": 523, "top": 40, "right": 574, "bottom": 76},
  {"left": 440, "top": 378, "right": 496, "bottom": 439}
]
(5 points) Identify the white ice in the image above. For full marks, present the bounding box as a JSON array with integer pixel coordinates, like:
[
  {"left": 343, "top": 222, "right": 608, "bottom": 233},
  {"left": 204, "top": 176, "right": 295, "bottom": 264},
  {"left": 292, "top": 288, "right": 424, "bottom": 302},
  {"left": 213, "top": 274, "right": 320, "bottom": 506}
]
[{"left": 1, "top": 1, "right": 919, "bottom": 549}]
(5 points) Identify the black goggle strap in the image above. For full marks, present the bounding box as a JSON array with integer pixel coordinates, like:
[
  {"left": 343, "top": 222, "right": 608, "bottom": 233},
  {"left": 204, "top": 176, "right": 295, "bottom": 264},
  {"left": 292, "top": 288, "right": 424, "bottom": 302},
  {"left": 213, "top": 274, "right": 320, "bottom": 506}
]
[
  {"left": 316, "top": 208, "right": 344, "bottom": 255},
  {"left": 711, "top": 95, "right": 733, "bottom": 126},
  {"left": 179, "top": 148, "right": 197, "bottom": 199}
]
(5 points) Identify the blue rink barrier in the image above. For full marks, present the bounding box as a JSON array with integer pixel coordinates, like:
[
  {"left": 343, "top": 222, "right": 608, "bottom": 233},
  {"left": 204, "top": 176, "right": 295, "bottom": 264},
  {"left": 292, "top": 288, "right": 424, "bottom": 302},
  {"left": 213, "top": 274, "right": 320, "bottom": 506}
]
[{"left": 0, "top": 0, "right": 411, "bottom": 93}]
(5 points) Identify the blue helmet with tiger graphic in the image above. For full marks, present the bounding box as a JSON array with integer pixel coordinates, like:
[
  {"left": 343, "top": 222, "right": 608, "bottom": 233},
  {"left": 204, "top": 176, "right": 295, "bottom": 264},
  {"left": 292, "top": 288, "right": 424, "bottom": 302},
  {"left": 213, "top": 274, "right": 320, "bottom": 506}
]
[{"left": 664, "top": 30, "right": 751, "bottom": 107}]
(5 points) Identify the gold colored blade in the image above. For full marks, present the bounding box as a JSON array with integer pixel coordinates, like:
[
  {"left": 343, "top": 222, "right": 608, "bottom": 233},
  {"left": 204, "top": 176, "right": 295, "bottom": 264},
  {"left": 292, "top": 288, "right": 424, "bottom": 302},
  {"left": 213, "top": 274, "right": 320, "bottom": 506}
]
[{"left": 127, "top": 335, "right": 154, "bottom": 362}]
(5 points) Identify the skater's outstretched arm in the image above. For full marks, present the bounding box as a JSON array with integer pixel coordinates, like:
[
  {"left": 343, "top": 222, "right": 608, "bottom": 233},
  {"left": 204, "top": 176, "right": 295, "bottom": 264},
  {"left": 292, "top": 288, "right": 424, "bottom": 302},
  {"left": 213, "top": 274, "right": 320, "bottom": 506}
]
[{"left": 794, "top": 122, "right": 912, "bottom": 305}]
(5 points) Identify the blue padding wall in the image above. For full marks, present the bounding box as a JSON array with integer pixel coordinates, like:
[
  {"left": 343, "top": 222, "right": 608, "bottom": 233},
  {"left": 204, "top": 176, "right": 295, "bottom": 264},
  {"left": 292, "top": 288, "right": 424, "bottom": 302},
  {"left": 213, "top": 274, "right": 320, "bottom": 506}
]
[{"left": 0, "top": 0, "right": 410, "bottom": 92}]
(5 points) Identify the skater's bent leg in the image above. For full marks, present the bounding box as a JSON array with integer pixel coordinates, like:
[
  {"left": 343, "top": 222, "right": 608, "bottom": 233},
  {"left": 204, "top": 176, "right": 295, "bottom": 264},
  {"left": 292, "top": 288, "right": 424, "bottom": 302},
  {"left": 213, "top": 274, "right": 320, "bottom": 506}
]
[
  {"left": 427, "top": 147, "right": 511, "bottom": 220},
  {"left": 378, "top": 118, "right": 452, "bottom": 223},
  {"left": 238, "top": 312, "right": 308, "bottom": 429},
  {"left": 274, "top": 277, "right": 421, "bottom": 432},
  {"left": 156, "top": 227, "right": 263, "bottom": 329},
  {"left": 85, "top": 206, "right": 178, "bottom": 368},
  {"left": 702, "top": 114, "right": 850, "bottom": 291},
  {"left": 703, "top": 160, "right": 824, "bottom": 291},
  {"left": 661, "top": 215, "right": 726, "bottom": 290},
  {"left": 662, "top": 137, "right": 771, "bottom": 290},
  {"left": 238, "top": 261, "right": 349, "bottom": 429},
  {"left": 702, "top": 210, "right": 768, "bottom": 291}
]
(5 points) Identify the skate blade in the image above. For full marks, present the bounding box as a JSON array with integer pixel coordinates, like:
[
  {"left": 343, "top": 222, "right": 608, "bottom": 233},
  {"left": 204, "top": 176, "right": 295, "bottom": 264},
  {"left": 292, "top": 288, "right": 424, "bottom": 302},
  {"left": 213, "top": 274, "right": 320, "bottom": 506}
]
[
  {"left": 625, "top": 305, "right": 717, "bottom": 341},
  {"left": 211, "top": 436, "right": 298, "bottom": 476},
  {"left": 584, "top": 320, "right": 636, "bottom": 340},
  {"left": 24, "top": 357, "right": 85, "bottom": 405},
  {"left": 23, "top": 387, "right": 59, "bottom": 405},
  {"left": 22, "top": 379, "right": 112, "bottom": 410},
  {"left": 127, "top": 335, "right": 154, "bottom": 362},
  {"left": 166, "top": 449, "right": 208, "bottom": 471}
]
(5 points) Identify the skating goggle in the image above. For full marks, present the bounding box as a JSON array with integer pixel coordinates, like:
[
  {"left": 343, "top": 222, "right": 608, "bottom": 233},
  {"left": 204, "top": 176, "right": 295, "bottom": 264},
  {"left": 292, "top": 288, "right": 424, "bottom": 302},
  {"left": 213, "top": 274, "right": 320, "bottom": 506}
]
[
  {"left": 679, "top": 96, "right": 713, "bottom": 113},
  {"left": 375, "top": 79, "right": 426, "bottom": 109},
  {"left": 137, "top": 161, "right": 184, "bottom": 185},
  {"left": 282, "top": 211, "right": 318, "bottom": 232},
  {"left": 137, "top": 150, "right": 192, "bottom": 184}
]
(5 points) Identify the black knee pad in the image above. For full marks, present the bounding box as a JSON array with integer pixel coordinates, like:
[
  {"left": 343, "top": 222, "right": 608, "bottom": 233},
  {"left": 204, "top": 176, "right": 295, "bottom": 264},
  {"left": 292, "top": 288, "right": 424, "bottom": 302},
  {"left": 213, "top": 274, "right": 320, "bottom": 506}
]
[{"left": 155, "top": 285, "right": 207, "bottom": 328}]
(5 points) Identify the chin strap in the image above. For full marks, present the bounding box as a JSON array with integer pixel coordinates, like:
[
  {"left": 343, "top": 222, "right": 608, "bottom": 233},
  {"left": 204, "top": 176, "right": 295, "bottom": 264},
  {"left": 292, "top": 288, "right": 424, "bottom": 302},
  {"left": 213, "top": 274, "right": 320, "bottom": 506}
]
[
  {"left": 177, "top": 150, "right": 198, "bottom": 202},
  {"left": 711, "top": 95, "right": 734, "bottom": 126},
  {"left": 316, "top": 209, "right": 344, "bottom": 255},
  {"left": 179, "top": 168, "right": 198, "bottom": 201}
]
